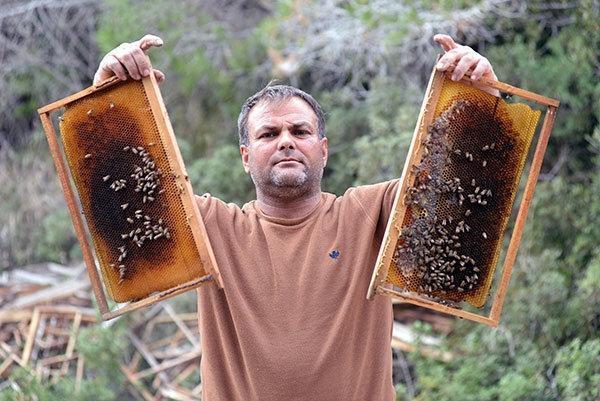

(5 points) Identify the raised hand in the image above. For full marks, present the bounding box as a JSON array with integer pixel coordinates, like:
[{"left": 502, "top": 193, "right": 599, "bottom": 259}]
[
  {"left": 93, "top": 34, "right": 166, "bottom": 85},
  {"left": 433, "top": 34, "right": 500, "bottom": 97}
]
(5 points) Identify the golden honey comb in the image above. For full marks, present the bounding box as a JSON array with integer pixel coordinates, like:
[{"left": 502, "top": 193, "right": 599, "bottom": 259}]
[
  {"left": 385, "top": 79, "right": 541, "bottom": 308},
  {"left": 59, "top": 80, "right": 208, "bottom": 303}
]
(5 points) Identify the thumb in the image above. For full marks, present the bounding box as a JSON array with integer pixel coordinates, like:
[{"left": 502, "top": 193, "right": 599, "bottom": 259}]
[
  {"left": 433, "top": 34, "right": 458, "bottom": 53},
  {"left": 153, "top": 68, "right": 165, "bottom": 83},
  {"left": 137, "top": 34, "right": 163, "bottom": 53}
]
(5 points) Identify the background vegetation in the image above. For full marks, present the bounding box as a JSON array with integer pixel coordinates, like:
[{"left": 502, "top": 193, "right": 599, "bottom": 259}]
[{"left": 0, "top": 0, "right": 598, "bottom": 399}]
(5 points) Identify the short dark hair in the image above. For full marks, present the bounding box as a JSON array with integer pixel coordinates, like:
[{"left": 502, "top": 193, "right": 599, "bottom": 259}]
[{"left": 237, "top": 84, "right": 326, "bottom": 146}]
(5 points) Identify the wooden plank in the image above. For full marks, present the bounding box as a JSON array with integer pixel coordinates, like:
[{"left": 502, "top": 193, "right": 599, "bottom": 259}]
[
  {"left": 20, "top": 308, "right": 41, "bottom": 366},
  {"left": 102, "top": 274, "right": 213, "bottom": 321},
  {"left": 37, "top": 76, "right": 121, "bottom": 114},
  {"left": 127, "top": 330, "right": 170, "bottom": 384},
  {"left": 38, "top": 353, "right": 78, "bottom": 367},
  {"left": 61, "top": 312, "right": 82, "bottom": 374},
  {"left": 162, "top": 304, "right": 199, "bottom": 348},
  {"left": 390, "top": 338, "right": 452, "bottom": 362},
  {"left": 35, "top": 305, "right": 97, "bottom": 320},
  {"left": 132, "top": 350, "right": 201, "bottom": 380},
  {"left": 120, "top": 365, "right": 155, "bottom": 401},
  {"left": 75, "top": 356, "right": 85, "bottom": 391},
  {"left": 0, "top": 358, "right": 14, "bottom": 378},
  {"left": 489, "top": 106, "right": 558, "bottom": 323},
  {"left": 0, "top": 309, "right": 33, "bottom": 323},
  {"left": 457, "top": 74, "right": 559, "bottom": 107},
  {"left": 39, "top": 112, "right": 109, "bottom": 314},
  {"left": 7, "top": 278, "right": 90, "bottom": 310},
  {"left": 153, "top": 312, "right": 198, "bottom": 323},
  {"left": 160, "top": 385, "right": 200, "bottom": 401},
  {"left": 142, "top": 72, "right": 222, "bottom": 288},
  {"left": 173, "top": 363, "right": 198, "bottom": 384},
  {"left": 440, "top": 65, "right": 559, "bottom": 107},
  {"left": 378, "top": 287, "right": 497, "bottom": 327}
]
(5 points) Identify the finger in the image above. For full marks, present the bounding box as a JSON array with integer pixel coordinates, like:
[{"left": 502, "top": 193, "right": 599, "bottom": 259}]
[
  {"left": 131, "top": 47, "right": 152, "bottom": 77},
  {"left": 106, "top": 55, "right": 128, "bottom": 80},
  {"left": 433, "top": 34, "right": 458, "bottom": 52},
  {"left": 452, "top": 53, "right": 477, "bottom": 81},
  {"left": 138, "top": 34, "right": 163, "bottom": 53},
  {"left": 436, "top": 47, "right": 466, "bottom": 70},
  {"left": 470, "top": 58, "right": 493, "bottom": 81},
  {"left": 153, "top": 69, "right": 165, "bottom": 82},
  {"left": 114, "top": 50, "right": 142, "bottom": 80},
  {"left": 93, "top": 55, "right": 127, "bottom": 84}
]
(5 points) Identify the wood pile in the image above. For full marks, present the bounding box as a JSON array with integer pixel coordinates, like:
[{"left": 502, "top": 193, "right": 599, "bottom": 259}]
[{"left": 0, "top": 263, "right": 202, "bottom": 399}]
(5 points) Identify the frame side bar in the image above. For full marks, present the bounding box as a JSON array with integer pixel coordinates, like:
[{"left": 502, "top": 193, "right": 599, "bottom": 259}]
[
  {"left": 490, "top": 106, "right": 558, "bottom": 321},
  {"left": 101, "top": 274, "right": 213, "bottom": 320},
  {"left": 39, "top": 112, "right": 109, "bottom": 315},
  {"left": 141, "top": 73, "right": 223, "bottom": 288}
]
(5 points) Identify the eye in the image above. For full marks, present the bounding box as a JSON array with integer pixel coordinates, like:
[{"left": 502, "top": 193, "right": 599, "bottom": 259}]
[
  {"left": 260, "top": 131, "right": 277, "bottom": 139},
  {"left": 295, "top": 129, "right": 310, "bottom": 136}
]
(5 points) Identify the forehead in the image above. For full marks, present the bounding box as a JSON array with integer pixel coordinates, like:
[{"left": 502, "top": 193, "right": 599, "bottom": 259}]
[{"left": 247, "top": 96, "right": 317, "bottom": 134}]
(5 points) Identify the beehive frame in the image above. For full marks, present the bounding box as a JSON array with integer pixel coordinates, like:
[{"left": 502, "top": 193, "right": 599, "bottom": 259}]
[
  {"left": 367, "top": 66, "right": 559, "bottom": 327},
  {"left": 38, "top": 73, "right": 222, "bottom": 321}
]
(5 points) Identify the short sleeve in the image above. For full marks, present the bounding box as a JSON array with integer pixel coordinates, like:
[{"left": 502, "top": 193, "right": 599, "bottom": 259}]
[{"left": 347, "top": 179, "right": 400, "bottom": 244}]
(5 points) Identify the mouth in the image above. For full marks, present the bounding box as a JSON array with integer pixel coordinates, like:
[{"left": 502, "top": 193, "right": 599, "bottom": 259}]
[{"left": 274, "top": 158, "right": 303, "bottom": 166}]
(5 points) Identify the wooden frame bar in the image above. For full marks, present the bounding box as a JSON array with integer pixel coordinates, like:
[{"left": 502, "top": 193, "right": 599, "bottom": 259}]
[
  {"left": 37, "top": 69, "right": 221, "bottom": 321},
  {"left": 367, "top": 66, "right": 559, "bottom": 327}
]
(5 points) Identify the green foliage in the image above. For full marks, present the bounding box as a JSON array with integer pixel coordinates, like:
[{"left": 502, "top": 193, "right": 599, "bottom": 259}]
[
  {"left": 188, "top": 145, "right": 255, "bottom": 206},
  {"left": 554, "top": 339, "right": 600, "bottom": 401},
  {"left": 0, "top": 135, "right": 78, "bottom": 269},
  {"left": 486, "top": 7, "right": 600, "bottom": 174},
  {"left": 31, "top": 209, "right": 80, "bottom": 264}
]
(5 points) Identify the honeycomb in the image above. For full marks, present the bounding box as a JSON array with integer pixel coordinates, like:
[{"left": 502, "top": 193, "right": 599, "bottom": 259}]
[
  {"left": 59, "top": 80, "right": 207, "bottom": 303},
  {"left": 386, "top": 78, "right": 541, "bottom": 308}
]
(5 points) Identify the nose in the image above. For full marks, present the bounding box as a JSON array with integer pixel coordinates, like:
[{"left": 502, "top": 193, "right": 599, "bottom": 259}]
[{"left": 277, "top": 128, "right": 295, "bottom": 150}]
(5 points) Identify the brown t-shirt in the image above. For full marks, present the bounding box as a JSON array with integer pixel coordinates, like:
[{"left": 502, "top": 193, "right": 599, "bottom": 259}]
[{"left": 195, "top": 179, "right": 399, "bottom": 401}]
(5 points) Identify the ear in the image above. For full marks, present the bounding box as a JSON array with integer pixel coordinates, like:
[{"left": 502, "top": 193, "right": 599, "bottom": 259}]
[
  {"left": 320, "top": 137, "right": 328, "bottom": 167},
  {"left": 240, "top": 145, "right": 250, "bottom": 174}
]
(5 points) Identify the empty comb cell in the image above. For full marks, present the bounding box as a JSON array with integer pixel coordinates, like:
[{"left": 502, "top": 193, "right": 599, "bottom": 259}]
[
  {"left": 38, "top": 74, "right": 221, "bottom": 320},
  {"left": 368, "top": 66, "right": 559, "bottom": 326}
]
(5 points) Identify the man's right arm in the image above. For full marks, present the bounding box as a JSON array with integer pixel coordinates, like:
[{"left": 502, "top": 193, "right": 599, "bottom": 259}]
[{"left": 93, "top": 34, "right": 165, "bottom": 85}]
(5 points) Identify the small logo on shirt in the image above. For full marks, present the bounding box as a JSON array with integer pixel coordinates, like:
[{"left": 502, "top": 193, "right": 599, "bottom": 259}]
[{"left": 329, "top": 250, "right": 340, "bottom": 260}]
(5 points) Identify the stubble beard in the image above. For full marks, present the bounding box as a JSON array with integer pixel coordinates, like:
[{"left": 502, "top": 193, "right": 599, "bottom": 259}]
[{"left": 251, "top": 160, "right": 323, "bottom": 201}]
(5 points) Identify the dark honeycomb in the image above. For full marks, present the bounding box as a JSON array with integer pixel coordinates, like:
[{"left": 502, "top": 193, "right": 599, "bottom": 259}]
[
  {"left": 386, "top": 79, "right": 541, "bottom": 308},
  {"left": 59, "top": 80, "right": 207, "bottom": 302}
]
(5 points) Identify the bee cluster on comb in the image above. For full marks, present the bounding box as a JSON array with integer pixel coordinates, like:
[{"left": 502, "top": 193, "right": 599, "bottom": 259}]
[
  {"left": 83, "top": 139, "right": 172, "bottom": 284},
  {"left": 392, "top": 96, "right": 521, "bottom": 308}
]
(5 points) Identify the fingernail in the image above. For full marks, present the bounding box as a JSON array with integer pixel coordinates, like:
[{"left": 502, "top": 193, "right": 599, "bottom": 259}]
[
  {"left": 436, "top": 61, "right": 445, "bottom": 69},
  {"left": 143, "top": 69, "right": 150, "bottom": 77}
]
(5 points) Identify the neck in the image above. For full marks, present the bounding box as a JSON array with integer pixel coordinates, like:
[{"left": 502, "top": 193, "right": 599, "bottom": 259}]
[{"left": 256, "top": 189, "right": 322, "bottom": 219}]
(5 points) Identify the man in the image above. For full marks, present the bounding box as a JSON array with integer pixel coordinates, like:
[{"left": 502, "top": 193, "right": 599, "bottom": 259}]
[{"left": 95, "top": 33, "right": 497, "bottom": 400}]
